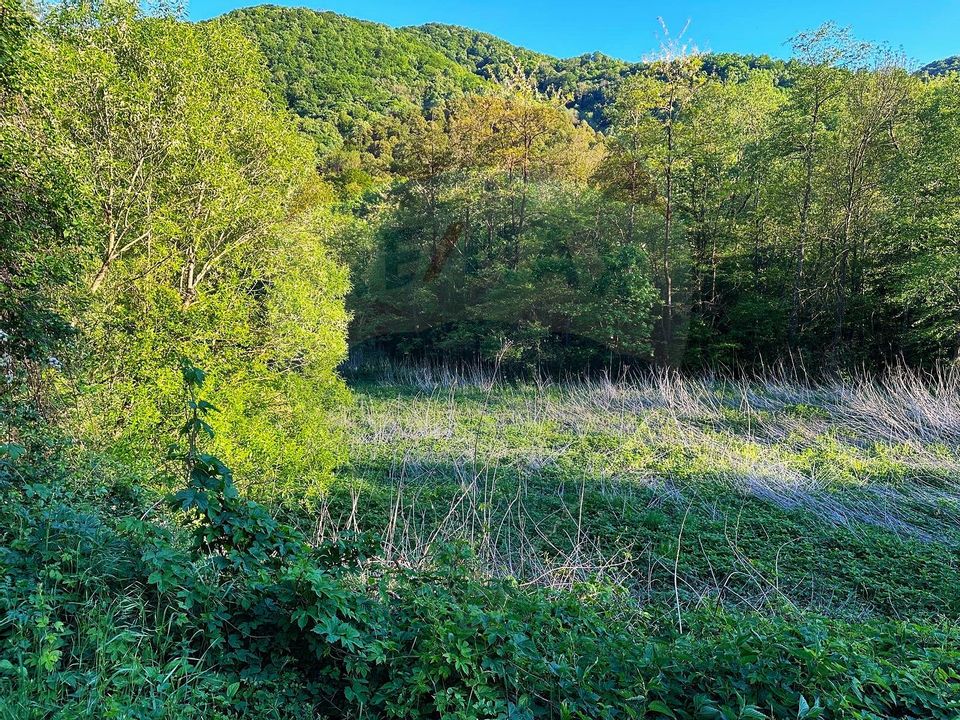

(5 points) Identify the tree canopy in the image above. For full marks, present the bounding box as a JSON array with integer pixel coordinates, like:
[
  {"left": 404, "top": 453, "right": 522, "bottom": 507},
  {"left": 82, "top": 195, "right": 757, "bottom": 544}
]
[{"left": 226, "top": 8, "right": 960, "bottom": 370}]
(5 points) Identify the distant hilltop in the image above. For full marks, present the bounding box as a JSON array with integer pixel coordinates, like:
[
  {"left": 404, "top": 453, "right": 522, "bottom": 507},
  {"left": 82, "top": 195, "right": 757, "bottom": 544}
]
[{"left": 921, "top": 55, "right": 960, "bottom": 76}]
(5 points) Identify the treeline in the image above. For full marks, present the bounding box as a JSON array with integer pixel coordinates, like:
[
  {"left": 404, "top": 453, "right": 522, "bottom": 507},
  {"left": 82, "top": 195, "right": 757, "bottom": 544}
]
[
  {"left": 357, "top": 31, "right": 959, "bottom": 369},
  {"left": 234, "top": 7, "right": 960, "bottom": 371},
  {"left": 2, "top": 0, "right": 349, "bottom": 496}
]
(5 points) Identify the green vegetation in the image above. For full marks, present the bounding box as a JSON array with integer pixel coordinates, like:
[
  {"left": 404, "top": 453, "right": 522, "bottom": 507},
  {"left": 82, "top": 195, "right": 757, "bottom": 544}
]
[
  {"left": 224, "top": 6, "right": 486, "bottom": 164},
  {"left": 5, "top": 362, "right": 960, "bottom": 718},
  {"left": 921, "top": 55, "right": 960, "bottom": 77},
  {"left": 4, "top": 0, "right": 960, "bottom": 717},
  {"left": 232, "top": 10, "right": 960, "bottom": 369},
  {"left": 336, "top": 366, "right": 960, "bottom": 617},
  {"left": 37, "top": 0, "right": 350, "bottom": 499}
]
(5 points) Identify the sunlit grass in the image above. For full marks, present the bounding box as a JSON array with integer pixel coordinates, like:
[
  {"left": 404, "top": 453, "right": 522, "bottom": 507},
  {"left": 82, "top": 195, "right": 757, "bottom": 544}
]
[{"left": 324, "top": 363, "right": 960, "bottom": 618}]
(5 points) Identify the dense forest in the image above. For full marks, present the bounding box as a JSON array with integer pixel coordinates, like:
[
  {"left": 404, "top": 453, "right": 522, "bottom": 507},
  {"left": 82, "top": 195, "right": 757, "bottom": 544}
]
[
  {"left": 4, "top": 0, "right": 960, "bottom": 717},
  {"left": 230, "top": 5, "right": 960, "bottom": 371},
  {"left": 922, "top": 55, "right": 960, "bottom": 76}
]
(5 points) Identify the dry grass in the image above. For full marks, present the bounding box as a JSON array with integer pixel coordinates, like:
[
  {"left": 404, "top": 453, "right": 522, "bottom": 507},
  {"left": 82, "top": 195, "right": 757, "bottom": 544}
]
[{"left": 322, "top": 361, "right": 960, "bottom": 613}]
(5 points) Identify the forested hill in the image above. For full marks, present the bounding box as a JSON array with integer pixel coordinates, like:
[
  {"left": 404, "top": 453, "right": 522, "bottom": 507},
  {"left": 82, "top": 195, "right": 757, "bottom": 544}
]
[
  {"left": 404, "top": 23, "right": 637, "bottom": 127},
  {"left": 225, "top": 5, "right": 785, "bottom": 135},
  {"left": 223, "top": 6, "right": 488, "bottom": 152},
  {"left": 922, "top": 55, "right": 960, "bottom": 76},
  {"left": 408, "top": 23, "right": 790, "bottom": 125}
]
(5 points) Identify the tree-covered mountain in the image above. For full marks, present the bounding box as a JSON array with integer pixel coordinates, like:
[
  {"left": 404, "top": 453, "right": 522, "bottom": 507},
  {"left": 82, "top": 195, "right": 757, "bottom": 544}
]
[
  {"left": 405, "top": 22, "right": 554, "bottom": 77},
  {"left": 223, "top": 6, "right": 489, "bottom": 154},
  {"left": 922, "top": 55, "right": 960, "bottom": 76},
  {"left": 226, "top": 5, "right": 790, "bottom": 137},
  {"left": 407, "top": 23, "right": 790, "bottom": 126},
  {"left": 404, "top": 23, "right": 637, "bottom": 127},
  {"left": 224, "top": 5, "right": 635, "bottom": 139}
]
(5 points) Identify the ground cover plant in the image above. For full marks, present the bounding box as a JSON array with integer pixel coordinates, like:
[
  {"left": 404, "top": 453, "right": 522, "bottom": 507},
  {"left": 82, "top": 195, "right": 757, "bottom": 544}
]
[
  {"left": 332, "top": 362, "right": 960, "bottom": 621},
  {"left": 4, "top": 362, "right": 960, "bottom": 719},
  {"left": 5, "top": 0, "right": 960, "bottom": 717}
]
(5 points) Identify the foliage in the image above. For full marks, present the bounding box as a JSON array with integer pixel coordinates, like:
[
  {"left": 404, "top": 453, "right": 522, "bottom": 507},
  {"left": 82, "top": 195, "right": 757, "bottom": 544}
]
[
  {"left": 38, "top": 0, "right": 351, "bottom": 500},
  {"left": 0, "top": 0, "right": 87, "bottom": 432},
  {"left": 880, "top": 75, "right": 960, "bottom": 360},
  {"left": 7, "top": 3, "right": 960, "bottom": 718},
  {"left": 232, "top": 8, "right": 960, "bottom": 370},
  {"left": 348, "top": 88, "right": 657, "bottom": 368},
  {"left": 4, "top": 365, "right": 960, "bottom": 718}
]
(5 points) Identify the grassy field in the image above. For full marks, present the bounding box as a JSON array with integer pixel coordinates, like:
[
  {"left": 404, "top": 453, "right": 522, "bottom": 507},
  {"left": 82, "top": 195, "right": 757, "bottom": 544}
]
[
  {"left": 5, "top": 363, "right": 960, "bottom": 718},
  {"left": 327, "top": 364, "right": 960, "bottom": 620}
]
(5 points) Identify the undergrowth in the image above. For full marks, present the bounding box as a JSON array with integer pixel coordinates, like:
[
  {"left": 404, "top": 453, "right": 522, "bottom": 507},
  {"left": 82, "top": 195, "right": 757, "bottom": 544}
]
[{"left": 3, "top": 363, "right": 960, "bottom": 718}]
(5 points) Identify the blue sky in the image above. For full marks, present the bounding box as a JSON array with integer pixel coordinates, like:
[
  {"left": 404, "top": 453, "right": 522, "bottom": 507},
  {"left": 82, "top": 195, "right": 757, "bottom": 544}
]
[{"left": 187, "top": 0, "right": 960, "bottom": 66}]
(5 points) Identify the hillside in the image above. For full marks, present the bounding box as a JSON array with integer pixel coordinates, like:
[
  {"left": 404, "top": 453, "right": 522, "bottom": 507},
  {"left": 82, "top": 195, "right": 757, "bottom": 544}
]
[
  {"left": 226, "top": 6, "right": 788, "bottom": 135},
  {"left": 404, "top": 23, "right": 637, "bottom": 126},
  {"left": 405, "top": 22, "right": 555, "bottom": 77},
  {"left": 223, "top": 6, "right": 489, "bottom": 151},
  {"left": 407, "top": 24, "right": 789, "bottom": 125},
  {"left": 224, "top": 5, "right": 632, "bottom": 134},
  {"left": 922, "top": 55, "right": 960, "bottom": 76}
]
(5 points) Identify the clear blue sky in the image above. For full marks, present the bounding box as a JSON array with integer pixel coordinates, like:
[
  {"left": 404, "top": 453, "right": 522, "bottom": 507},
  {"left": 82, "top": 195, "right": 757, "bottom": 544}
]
[{"left": 187, "top": 0, "right": 960, "bottom": 66}]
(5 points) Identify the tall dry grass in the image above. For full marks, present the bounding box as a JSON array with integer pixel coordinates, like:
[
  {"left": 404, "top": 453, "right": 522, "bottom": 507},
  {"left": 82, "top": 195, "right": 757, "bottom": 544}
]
[{"left": 325, "top": 360, "right": 960, "bottom": 609}]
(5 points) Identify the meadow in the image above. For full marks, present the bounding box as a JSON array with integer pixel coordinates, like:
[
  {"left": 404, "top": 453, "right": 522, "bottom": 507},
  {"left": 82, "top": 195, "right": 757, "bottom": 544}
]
[
  {"left": 6, "top": 0, "right": 960, "bottom": 716},
  {"left": 330, "top": 364, "right": 960, "bottom": 618}
]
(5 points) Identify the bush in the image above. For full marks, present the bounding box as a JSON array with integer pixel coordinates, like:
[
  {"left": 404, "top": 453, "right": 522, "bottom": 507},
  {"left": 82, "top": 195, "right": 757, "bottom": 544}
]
[
  {"left": 40, "top": 0, "right": 350, "bottom": 502},
  {"left": 3, "top": 364, "right": 959, "bottom": 719}
]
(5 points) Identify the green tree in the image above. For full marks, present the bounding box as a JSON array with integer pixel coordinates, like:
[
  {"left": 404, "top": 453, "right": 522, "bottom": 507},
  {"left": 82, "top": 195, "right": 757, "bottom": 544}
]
[
  {"left": 43, "top": 0, "right": 350, "bottom": 500},
  {"left": 881, "top": 76, "right": 960, "bottom": 361},
  {"left": 603, "top": 30, "right": 703, "bottom": 365},
  {"left": 778, "top": 24, "right": 866, "bottom": 348},
  {"left": 0, "top": 0, "right": 88, "bottom": 434}
]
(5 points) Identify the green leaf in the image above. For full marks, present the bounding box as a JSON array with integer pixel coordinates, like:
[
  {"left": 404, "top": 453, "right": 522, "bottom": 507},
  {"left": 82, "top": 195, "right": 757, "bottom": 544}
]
[
  {"left": 0, "top": 443, "right": 25, "bottom": 461},
  {"left": 648, "top": 701, "right": 678, "bottom": 718}
]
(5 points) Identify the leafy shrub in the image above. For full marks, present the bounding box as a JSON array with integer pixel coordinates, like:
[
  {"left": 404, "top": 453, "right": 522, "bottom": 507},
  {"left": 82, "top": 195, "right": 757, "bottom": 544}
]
[{"left": 3, "top": 363, "right": 960, "bottom": 718}]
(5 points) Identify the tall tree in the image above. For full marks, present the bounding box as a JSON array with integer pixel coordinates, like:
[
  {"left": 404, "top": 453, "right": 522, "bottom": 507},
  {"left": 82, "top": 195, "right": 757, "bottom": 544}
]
[
  {"left": 42, "top": 0, "right": 350, "bottom": 500},
  {"left": 882, "top": 76, "right": 960, "bottom": 361},
  {"left": 0, "top": 0, "right": 87, "bottom": 429},
  {"left": 780, "top": 24, "right": 866, "bottom": 348},
  {"left": 602, "top": 26, "right": 703, "bottom": 365},
  {"left": 827, "top": 50, "right": 912, "bottom": 356}
]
